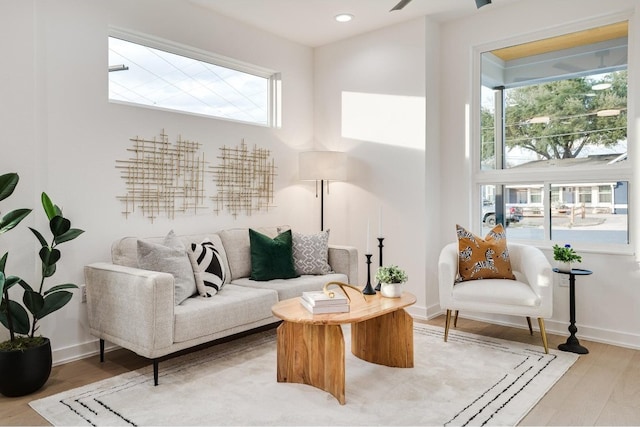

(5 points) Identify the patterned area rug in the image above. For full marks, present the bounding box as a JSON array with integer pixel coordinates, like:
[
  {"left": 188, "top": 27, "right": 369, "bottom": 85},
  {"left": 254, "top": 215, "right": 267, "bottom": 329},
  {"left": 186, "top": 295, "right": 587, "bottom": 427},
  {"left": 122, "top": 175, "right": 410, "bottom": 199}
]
[{"left": 30, "top": 323, "right": 578, "bottom": 426}]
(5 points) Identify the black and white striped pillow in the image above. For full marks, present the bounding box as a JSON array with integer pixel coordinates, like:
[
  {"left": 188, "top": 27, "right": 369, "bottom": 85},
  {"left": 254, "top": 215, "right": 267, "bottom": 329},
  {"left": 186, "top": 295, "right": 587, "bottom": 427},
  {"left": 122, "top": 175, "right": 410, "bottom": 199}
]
[{"left": 189, "top": 239, "right": 227, "bottom": 297}]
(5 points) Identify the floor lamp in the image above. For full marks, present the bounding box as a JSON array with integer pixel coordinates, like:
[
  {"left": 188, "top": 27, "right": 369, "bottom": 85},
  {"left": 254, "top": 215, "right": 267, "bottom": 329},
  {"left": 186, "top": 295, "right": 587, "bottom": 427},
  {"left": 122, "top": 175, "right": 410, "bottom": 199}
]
[{"left": 299, "top": 151, "right": 347, "bottom": 231}]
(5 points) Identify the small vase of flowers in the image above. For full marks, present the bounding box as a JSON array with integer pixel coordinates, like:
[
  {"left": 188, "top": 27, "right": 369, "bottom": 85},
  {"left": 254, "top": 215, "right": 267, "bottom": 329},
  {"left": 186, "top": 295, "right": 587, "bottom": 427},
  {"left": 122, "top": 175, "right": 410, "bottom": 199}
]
[
  {"left": 375, "top": 265, "right": 408, "bottom": 298},
  {"left": 552, "top": 244, "right": 582, "bottom": 273}
]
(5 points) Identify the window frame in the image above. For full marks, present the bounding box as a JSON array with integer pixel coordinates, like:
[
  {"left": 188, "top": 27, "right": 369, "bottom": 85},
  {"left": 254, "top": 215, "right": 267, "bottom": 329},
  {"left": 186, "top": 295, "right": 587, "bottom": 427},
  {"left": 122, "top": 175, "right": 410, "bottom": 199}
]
[
  {"left": 471, "top": 14, "right": 634, "bottom": 255},
  {"left": 108, "top": 27, "right": 281, "bottom": 127}
]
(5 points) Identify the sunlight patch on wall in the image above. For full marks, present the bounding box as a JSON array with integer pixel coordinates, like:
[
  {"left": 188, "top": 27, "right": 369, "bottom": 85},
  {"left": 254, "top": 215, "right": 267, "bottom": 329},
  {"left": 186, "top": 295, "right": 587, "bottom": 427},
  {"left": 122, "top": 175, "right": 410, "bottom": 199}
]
[{"left": 341, "top": 92, "right": 425, "bottom": 150}]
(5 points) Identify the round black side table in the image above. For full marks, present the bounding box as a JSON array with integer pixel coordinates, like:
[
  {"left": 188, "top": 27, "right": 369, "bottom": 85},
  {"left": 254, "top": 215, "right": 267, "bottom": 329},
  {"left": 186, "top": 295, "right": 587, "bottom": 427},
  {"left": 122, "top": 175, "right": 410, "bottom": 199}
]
[{"left": 553, "top": 268, "right": 592, "bottom": 354}]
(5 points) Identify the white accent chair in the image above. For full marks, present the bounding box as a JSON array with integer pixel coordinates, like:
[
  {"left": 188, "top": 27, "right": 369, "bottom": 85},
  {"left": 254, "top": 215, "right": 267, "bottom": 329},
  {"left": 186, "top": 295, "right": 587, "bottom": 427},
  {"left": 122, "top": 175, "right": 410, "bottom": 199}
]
[{"left": 438, "top": 242, "right": 553, "bottom": 353}]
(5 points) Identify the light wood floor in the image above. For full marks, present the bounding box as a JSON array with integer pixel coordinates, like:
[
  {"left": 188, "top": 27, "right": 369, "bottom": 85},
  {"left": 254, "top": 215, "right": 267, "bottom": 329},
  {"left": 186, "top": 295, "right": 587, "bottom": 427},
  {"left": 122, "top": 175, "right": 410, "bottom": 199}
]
[{"left": 1, "top": 316, "right": 639, "bottom": 426}]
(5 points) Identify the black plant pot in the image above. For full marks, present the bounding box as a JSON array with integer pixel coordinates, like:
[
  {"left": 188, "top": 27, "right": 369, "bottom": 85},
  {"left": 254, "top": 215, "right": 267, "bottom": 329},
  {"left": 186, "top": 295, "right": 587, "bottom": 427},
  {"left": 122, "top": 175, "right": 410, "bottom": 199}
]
[{"left": 0, "top": 338, "right": 52, "bottom": 397}]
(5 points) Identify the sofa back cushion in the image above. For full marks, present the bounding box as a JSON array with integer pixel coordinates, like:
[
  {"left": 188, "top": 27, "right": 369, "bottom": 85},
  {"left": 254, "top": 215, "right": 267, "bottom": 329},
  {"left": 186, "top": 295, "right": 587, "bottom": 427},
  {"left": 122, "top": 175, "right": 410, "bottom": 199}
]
[{"left": 219, "top": 226, "right": 284, "bottom": 280}]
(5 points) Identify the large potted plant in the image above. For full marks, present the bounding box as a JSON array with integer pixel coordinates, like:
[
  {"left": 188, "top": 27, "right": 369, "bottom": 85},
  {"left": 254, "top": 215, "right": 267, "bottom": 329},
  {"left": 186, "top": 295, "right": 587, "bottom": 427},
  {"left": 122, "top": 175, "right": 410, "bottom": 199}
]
[{"left": 0, "top": 172, "right": 84, "bottom": 397}]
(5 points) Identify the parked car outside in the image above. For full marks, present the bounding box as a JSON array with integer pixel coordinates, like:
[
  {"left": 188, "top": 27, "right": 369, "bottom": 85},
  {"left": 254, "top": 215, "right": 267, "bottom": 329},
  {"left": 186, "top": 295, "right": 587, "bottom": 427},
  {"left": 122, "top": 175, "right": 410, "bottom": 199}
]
[{"left": 482, "top": 201, "right": 523, "bottom": 226}]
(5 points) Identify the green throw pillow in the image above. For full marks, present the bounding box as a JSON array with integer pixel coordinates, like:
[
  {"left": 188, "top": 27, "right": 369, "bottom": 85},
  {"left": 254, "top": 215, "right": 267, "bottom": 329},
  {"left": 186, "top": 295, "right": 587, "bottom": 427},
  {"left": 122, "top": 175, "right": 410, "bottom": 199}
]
[{"left": 249, "top": 229, "right": 299, "bottom": 281}]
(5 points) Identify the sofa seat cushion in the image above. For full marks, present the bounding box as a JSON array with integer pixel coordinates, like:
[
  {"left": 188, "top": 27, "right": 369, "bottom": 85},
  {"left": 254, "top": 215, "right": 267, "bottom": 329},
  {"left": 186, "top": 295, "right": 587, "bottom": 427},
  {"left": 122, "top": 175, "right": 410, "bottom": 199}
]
[
  {"left": 451, "top": 274, "right": 540, "bottom": 307},
  {"left": 173, "top": 284, "right": 278, "bottom": 343},
  {"left": 231, "top": 272, "right": 348, "bottom": 301}
]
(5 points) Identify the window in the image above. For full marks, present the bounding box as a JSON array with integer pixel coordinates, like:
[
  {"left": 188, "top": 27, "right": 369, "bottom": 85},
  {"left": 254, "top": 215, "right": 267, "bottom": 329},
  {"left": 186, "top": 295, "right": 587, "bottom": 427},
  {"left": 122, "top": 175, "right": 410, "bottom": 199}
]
[
  {"left": 578, "top": 187, "right": 592, "bottom": 204},
  {"left": 478, "top": 21, "right": 630, "bottom": 248},
  {"left": 599, "top": 185, "right": 612, "bottom": 203},
  {"left": 108, "top": 32, "right": 280, "bottom": 126},
  {"left": 530, "top": 188, "right": 542, "bottom": 204}
]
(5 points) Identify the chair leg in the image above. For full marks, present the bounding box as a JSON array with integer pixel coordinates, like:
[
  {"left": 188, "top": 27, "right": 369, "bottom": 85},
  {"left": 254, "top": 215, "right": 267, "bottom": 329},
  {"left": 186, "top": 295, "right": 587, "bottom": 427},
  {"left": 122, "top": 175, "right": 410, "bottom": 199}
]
[
  {"left": 444, "top": 309, "right": 452, "bottom": 342},
  {"left": 526, "top": 317, "right": 533, "bottom": 335},
  {"left": 153, "top": 359, "right": 159, "bottom": 386},
  {"left": 99, "top": 339, "right": 105, "bottom": 363},
  {"left": 454, "top": 310, "right": 459, "bottom": 327},
  {"left": 538, "top": 318, "right": 549, "bottom": 354}
]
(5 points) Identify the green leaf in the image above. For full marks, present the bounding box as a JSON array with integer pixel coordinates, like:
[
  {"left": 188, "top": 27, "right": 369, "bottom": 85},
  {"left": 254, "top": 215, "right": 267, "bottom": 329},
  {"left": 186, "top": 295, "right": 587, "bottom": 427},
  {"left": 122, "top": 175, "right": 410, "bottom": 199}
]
[
  {"left": 3, "top": 275, "right": 22, "bottom": 290},
  {"left": 44, "top": 283, "right": 78, "bottom": 295},
  {"left": 44, "top": 264, "right": 56, "bottom": 278},
  {"left": 0, "top": 272, "right": 4, "bottom": 297},
  {"left": 0, "top": 300, "right": 30, "bottom": 335},
  {"left": 29, "top": 227, "right": 48, "bottom": 247},
  {"left": 50, "top": 215, "right": 71, "bottom": 238},
  {"left": 37, "top": 291, "right": 73, "bottom": 319},
  {"left": 54, "top": 228, "right": 84, "bottom": 245},
  {"left": 0, "top": 173, "right": 19, "bottom": 202},
  {"left": 0, "top": 208, "right": 32, "bottom": 235},
  {"left": 49, "top": 215, "right": 71, "bottom": 237},
  {"left": 0, "top": 252, "right": 6, "bottom": 272},
  {"left": 23, "top": 289, "right": 44, "bottom": 317},
  {"left": 41, "top": 192, "right": 57, "bottom": 221},
  {"left": 39, "top": 247, "right": 61, "bottom": 267}
]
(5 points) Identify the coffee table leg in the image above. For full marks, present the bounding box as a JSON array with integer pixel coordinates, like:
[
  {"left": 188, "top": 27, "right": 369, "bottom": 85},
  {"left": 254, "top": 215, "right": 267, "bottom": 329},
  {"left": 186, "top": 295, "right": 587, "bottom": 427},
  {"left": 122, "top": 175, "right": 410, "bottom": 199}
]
[
  {"left": 276, "top": 321, "right": 346, "bottom": 404},
  {"left": 351, "top": 308, "right": 414, "bottom": 367}
]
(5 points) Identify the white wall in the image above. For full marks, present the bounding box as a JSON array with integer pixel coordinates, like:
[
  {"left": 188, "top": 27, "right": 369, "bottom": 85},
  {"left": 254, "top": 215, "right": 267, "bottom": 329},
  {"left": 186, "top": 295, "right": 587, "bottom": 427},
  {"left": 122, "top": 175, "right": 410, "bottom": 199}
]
[
  {"left": 314, "top": 17, "right": 435, "bottom": 318},
  {"left": 439, "top": 0, "right": 640, "bottom": 349},
  {"left": 3, "top": 0, "right": 639, "bottom": 365},
  {"left": 0, "top": 0, "right": 315, "bottom": 362}
]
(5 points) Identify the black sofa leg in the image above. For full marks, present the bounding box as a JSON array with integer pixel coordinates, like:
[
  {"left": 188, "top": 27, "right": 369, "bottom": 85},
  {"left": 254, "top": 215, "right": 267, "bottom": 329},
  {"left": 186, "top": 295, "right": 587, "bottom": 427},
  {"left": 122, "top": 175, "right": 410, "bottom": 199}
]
[
  {"left": 153, "top": 359, "right": 159, "bottom": 386},
  {"left": 99, "top": 339, "right": 105, "bottom": 363}
]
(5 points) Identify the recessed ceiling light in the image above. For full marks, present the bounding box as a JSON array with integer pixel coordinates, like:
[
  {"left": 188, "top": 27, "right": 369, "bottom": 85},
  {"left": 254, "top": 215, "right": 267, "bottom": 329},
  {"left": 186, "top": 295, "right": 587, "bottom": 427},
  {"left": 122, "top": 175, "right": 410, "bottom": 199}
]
[
  {"left": 335, "top": 13, "right": 354, "bottom": 23},
  {"left": 592, "top": 83, "right": 612, "bottom": 91}
]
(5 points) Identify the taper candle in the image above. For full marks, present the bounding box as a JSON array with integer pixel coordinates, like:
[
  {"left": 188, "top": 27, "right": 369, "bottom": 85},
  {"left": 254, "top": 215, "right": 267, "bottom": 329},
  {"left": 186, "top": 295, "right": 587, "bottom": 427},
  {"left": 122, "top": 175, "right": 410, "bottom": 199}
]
[{"left": 366, "top": 219, "right": 371, "bottom": 253}]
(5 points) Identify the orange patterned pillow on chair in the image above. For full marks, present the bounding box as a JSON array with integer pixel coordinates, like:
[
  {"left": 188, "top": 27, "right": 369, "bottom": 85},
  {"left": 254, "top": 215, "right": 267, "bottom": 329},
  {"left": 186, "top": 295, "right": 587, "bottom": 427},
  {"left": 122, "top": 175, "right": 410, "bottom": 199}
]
[{"left": 456, "top": 224, "right": 516, "bottom": 281}]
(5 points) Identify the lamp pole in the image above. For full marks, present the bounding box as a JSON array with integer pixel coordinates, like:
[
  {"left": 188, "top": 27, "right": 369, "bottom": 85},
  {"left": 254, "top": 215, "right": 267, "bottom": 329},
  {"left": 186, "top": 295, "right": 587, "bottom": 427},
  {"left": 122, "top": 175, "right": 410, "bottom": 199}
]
[{"left": 320, "top": 179, "right": 325, "bottom": 231}]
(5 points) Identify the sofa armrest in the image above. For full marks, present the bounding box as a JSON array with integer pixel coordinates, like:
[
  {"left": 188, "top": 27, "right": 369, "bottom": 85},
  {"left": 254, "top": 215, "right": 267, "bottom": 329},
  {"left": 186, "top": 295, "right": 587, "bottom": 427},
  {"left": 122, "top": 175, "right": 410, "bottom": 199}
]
[
  {"left": 328, "top": 245, "right": 358, "bottom": 284},
  {"left": 84, "top": 262, "right": 175, "bottom": 358}
]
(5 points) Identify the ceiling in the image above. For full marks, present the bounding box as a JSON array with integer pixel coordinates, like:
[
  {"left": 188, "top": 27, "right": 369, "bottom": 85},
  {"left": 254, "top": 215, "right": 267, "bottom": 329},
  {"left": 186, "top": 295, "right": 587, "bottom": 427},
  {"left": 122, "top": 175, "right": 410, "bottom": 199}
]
[{"left": 190, "top": 0, "right": 522, "bottom": 48}]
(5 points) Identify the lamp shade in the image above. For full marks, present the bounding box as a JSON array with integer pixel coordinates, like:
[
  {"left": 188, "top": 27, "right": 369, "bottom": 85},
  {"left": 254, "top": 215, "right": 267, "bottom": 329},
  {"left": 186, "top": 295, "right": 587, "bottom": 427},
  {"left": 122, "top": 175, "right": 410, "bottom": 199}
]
[{"left": 299, "top": 151, "right": 347, "bottom": 181}]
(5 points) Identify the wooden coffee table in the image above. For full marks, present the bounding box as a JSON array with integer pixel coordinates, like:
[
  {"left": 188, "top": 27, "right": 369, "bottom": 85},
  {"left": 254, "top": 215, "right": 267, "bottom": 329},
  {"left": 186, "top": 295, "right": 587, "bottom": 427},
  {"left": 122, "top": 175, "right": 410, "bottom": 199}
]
[{"left": 271, "top": 290, "right": 416, "bottom": 404}]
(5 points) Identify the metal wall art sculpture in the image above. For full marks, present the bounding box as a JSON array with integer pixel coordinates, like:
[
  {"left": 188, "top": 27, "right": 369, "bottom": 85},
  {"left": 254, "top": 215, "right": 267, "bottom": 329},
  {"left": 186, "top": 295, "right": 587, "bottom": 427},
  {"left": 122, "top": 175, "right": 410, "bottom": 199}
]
[
  {"left": 210, "top": 140, "right": 277, "bottom": 218},
  {"left": 117, "top": 132, "right": 276, "bottom": 222},
  {"left": 116, "top": 130, "right": 207, "bottom": 222}
]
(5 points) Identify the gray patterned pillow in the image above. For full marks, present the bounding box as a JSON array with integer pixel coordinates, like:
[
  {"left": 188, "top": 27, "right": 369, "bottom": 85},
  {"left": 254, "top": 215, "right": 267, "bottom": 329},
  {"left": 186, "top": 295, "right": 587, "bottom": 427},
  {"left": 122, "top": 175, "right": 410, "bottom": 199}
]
[{"left": 291, "top": 230, "right": 333, "bottom": 275}]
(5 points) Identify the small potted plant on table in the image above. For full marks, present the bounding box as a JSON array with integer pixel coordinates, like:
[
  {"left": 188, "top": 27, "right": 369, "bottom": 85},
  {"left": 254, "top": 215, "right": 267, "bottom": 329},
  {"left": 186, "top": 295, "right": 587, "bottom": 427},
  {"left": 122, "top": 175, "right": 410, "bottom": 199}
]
[
  {"left": 552, "top": 244, "right": 582, "bottom": 273},
  {"left": 375, "top": 265, "right": 408, "bottom": 298}
]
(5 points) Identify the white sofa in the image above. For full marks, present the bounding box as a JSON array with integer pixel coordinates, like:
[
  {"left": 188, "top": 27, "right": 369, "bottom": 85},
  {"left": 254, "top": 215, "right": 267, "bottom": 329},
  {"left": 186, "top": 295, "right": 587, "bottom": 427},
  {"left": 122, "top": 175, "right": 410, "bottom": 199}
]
[{"left": 84, "top": 227, "right": 358, "bottom": 384}]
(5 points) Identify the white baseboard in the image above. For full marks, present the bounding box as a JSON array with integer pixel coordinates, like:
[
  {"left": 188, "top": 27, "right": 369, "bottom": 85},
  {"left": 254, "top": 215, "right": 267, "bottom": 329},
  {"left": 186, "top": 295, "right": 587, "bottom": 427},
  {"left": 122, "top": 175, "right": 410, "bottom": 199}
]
[
  {"left": 407, "top": 304, "right": 428, "bottom": 320},
  {"left": 52, "top": 339, "right": 118, "bottom": 367},
  {"left": 425, "top": 309, "right": 640, "bottom": 350}
]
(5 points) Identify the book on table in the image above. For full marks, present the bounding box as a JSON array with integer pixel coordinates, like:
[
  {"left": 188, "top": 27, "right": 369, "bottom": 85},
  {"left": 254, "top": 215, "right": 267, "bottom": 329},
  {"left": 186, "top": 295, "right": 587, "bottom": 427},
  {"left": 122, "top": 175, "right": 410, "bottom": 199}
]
[
  {"left": 301, "top": 290, "right": 348, "bottom": 306},
  {"left": 299, "top": 297, "right": 349, "bottom": 314}
]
